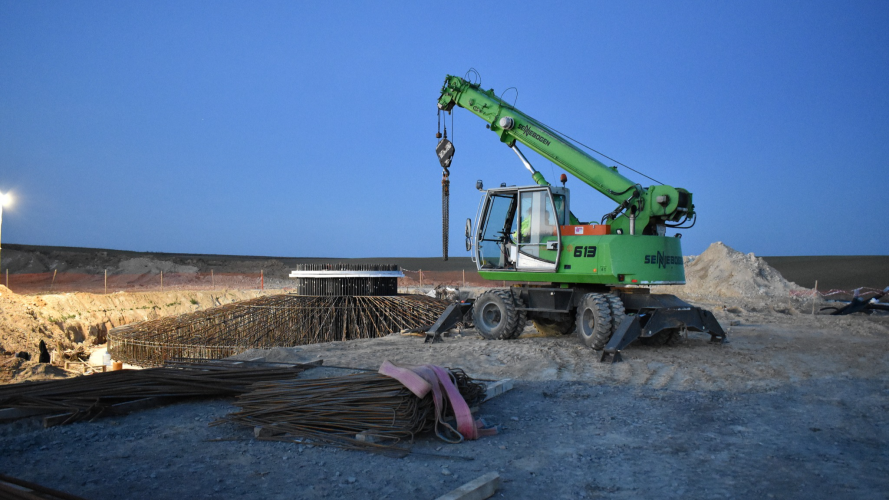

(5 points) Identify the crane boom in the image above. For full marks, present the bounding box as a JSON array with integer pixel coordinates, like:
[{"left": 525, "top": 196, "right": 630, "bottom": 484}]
[{"left": 437, "top": 75, "right": 695, "bottom": 236}]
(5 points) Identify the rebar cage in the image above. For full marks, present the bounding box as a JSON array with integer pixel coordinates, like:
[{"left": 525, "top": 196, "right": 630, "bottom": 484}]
[
  {"left": 108, "top": 294, "right": 447, "bottom": 366},
  {"left": 289, "top": 263, "right": 403, "bottom": 296}
]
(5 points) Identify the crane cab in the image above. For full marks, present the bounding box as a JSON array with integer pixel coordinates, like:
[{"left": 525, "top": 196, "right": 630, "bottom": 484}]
[{"left": 472, "top": 185, "right": 570, "bottom": 272}]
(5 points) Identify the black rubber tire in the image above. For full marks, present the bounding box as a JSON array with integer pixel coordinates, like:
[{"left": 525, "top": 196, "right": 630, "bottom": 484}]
[
  {"left": 531, "top": 316, "right": 576, "bottom": 336},
  {"left": 605, "top": 293, "right": 626, "bottom": 332},
  {"left": 640, "top": 328, "right": 682, "bottom": 346},
  {"left": 473, "top": 289, "right": 522, "bottom": 340},
  {"left": 507, "top": 295, "right": 528, "bottom": 339},
  {"left": 576, "top": 293, "right": 614, "bottom": 350}
]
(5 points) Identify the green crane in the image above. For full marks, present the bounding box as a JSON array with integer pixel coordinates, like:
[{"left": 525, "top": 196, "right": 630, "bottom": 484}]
[{"left": 431, "top": 74, "right": 724, "bottom": 361}]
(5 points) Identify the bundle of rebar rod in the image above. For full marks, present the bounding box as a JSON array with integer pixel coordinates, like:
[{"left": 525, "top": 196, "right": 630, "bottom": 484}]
[
  {"left": 218, "top": 368, "right": 486, "bottom": 451},
  {"left": 108, "top": 293, "right": 447, "bottom": 366},
  {"left": 0, "top": 474, "right": 87, "bottom": 500},
  {"left": 0, "top": 360, "right": 317, "bottom": 426}
]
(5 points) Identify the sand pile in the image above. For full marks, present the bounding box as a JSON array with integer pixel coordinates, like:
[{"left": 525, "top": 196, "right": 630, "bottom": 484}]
[
  {"left": 0, "top": 357, "right": 76, "bottom": 384},
  {"left": 666, "top": 242, "right": 806, "bottom": 299},
  {"left": 5, "top": 358, "right": 76, "bottom": 383}
]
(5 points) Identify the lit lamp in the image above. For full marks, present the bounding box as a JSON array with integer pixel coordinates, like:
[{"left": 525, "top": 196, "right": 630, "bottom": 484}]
[{"left": 0, "top": 192, "right": 10, "bottom": 276}]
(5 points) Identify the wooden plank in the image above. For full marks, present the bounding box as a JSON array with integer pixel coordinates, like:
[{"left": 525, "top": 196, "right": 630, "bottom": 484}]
[
  {"left": 435, "top": 472, "right": 501, "bottom": 500},
  {"left": 482, "top": 379, "right": 514, "bottom": 402},
  {"left": 254, "top": 424, "right": 286, "bottom": 438},
  {"left": 43, "top": 412, "right": 76, "bottom": 428},
  {"left": 0, "top": 407, "right": 53, "bottom": 422}
]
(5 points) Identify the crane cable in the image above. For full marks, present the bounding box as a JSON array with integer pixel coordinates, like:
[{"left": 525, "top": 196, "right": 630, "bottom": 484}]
[
  {"left": 468, "top": 68, "right": 662, "bottom": 186},
  {"left": 536, "top": 121, "right": 664, "bottom": 185}
]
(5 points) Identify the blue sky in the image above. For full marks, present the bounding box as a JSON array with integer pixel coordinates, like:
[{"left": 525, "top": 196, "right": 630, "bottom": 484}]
[{"left": 1, "top": 1, "right": 886, "bottom": 258}]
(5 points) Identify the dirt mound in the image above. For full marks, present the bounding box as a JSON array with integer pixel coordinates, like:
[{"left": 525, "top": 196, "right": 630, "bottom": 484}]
[
  {"left": 660, "top": 242, "right": 806, "bottom": 299},
  {"left": 11, "top": 360, "right": 75, "bottom": 383},
  {"left": 0, "top": 357, "right": 76, "bottom": 384}
]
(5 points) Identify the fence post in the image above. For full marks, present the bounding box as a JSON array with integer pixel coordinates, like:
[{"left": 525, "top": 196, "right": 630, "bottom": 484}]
[
  {"left": 812, "top": 280, "right": 818, "bottom": 315},
  {"left": 211, "top": 269, "right": 214, "bottom": 288},
  {"left": 419, "top": 269, "right": 423, "bottom": 287},
  {"left": 51, "top": 269, "right": 57, "bottom": 291},
  {"left": 462, "top": 269, "right": 465, "bottom": 287}
]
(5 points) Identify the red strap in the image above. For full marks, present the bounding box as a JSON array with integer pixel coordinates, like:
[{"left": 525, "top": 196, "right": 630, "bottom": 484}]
[
  {"left": 378, "top": 360, "right": 432, "bottom": 398},
  {"left": 379, "top": 360, "right": 498, "bottom": 442},
  {"left": 430, "top": 365, "right": 477, "bottom": 439}
]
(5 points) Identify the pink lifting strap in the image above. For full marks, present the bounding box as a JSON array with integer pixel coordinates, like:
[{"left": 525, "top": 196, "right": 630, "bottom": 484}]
[
  {"left": 378, "top": 360, "right": 432, "bottom": 398},
  {"left": 379, "top": 360, "right": 497, "bottom": 442}
]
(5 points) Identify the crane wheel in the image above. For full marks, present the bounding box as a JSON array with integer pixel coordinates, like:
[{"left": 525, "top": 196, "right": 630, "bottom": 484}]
[
  {"left": 605, "top": 293, "right": 627, "bottom": 331},
  {"left": 473, "top": 289, "right": 524, "bottom": 340},
  {"left": 532, "top": 317, "right": 576, "bottom": 336},
  {"left": 640, "top": 328, "right": 682, "bottom": 346},
  {"left": 508, "top": 295, "right": 528, "bottom": 340},
  {"left": 576, "top": 293, "right": 614, "bottom": 350}
]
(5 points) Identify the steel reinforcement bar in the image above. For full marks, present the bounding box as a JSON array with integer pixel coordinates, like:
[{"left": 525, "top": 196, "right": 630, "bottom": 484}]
[{"left": 108, "top": 294, "right": 448, "bottom": 366}]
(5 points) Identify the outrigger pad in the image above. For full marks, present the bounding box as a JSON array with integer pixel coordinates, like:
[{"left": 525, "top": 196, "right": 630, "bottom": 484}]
[
  {"left": 425, "top": 300, "right": 474, "bottom": 344},
  {"left": 600, "top": 315, "right": 641, "bottom": 363},
  {"left": 599, "top": 303, "right": 727, "bottom": 363}
]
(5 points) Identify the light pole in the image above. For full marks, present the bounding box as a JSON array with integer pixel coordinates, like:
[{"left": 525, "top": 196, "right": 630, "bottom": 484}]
[{"left": 0, "top": 192, "right": 11, "bottom": 275}]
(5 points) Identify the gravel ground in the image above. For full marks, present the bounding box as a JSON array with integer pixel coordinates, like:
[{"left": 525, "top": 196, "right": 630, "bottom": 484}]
[
  {"left": 1, "top": 375, "right": 887, "bottom": 499},
  {"left": 2, "top": 295, "right": 888, "bottom": 499}
]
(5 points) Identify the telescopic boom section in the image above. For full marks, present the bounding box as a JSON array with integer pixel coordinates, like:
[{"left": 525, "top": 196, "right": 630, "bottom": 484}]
[{"left": 437, "top": 75, "right": 695, "bottom": 235}]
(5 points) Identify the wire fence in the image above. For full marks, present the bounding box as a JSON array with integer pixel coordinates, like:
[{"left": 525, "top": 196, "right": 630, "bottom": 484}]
[
  {"left": 399, "top": 269, "right": 497, "bottom": 288},
  {"left": 789, "top": 287, "right": 886, "bottom": 301},
  {"left": 0, "top": 269, "right": 495, "bottom": 295},
  {"left": 8, "top": 270, "right": 875, "bottom": 299}
]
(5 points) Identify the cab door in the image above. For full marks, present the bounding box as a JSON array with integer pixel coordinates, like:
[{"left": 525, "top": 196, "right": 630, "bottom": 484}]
[
  {"left": 516, "top": 188, "right": 560, "bottom": 271},
  {"left": 475, "top": 191, "right": 517, "bottom": 270}
]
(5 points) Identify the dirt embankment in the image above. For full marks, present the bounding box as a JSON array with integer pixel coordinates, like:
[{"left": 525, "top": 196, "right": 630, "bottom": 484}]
[
  {"left": 1, "top": 243, "right": 476, "bottom": 279},
  {"left": 0, "top": 286, "right": 281, "bottom": 359}
]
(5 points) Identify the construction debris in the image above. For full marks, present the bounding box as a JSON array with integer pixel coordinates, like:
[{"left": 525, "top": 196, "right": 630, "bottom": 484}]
[
  {"left": 0, "top": 359, "right": 319, "bottom": 427},
  {"left": 481, "top": 379, "right": 513, "bottom": 402},
  {"left": 435, "top": 472, "right": 501, "bottom": 500},
  {"left": 821, "top": 286, "right": 889, "bottom": 315},
  {"left": 217, "top": 362, "right": 490, "bottom": 452}
]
